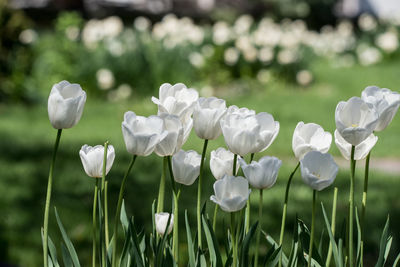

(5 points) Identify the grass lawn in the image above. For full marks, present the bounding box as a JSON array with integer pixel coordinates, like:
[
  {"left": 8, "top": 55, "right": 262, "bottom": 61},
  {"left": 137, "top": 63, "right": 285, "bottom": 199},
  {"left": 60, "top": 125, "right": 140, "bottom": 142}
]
[{"left": 0, "top": 58, "right": 399, "bottom": 266}]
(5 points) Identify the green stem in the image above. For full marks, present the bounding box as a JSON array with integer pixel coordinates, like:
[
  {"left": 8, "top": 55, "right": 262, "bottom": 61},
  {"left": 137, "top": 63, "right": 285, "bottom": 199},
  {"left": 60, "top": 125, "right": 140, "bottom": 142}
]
[
  {"left": 231, "top": 212, "right": 237, "bottom": 267},
  {"left": 111, "top": 155, "right": 137, "bottom": 267},
  {"left": 255, "top": 189, "right": 263, "bottom": 267},
  {"left": 157, "top": 157, "right": 168, "bottom": 213},
  {"left": 360, "top": 152, "right": 371, "bottom": 253},
  {"left": 43, "top": 129, "right": 62, "bottom": 267},
  {"left": 213, "top": 204, "right": 219, "bottom": 232},
  {"left": 278, "top": 162, "right": 300, "bottom": 267},
  {"left": 325, "top": 187, "right": 338, "bottom": 267},
  {"left": 172, "top": 190, "right": 181, "bottom": 263},
  {"left": 308, "top": 190, "right": 317, "bottom": 267},
  {"left": 349, "top": 146, "right": 356, "bottom": 267},
  {"left": 245, "top": 153, "right": 255, "bottom": 234},
  {"left": 105, "top": 181, "right": 110, "bottom": 250},
  {"left": 92, "top": 180, "right": 99, "bottom": 267},
  {"left": 233, "top": 154, "right": 238, "bottom": 175},
  {"left": 101, "top": 142, "right": 109, "bottom": 254},
  {"left": 197, "top": 139, "right": 208, "bottom": 249}
]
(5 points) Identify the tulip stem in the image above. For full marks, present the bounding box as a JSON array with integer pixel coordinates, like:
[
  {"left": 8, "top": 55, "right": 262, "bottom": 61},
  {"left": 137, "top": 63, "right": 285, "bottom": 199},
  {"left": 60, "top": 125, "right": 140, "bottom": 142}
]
[
  {"left": 112, "top": 155, "right": 137, "bottom": 267},
  {"left": 245, "top": 153, "right": 255, "bottom": 234},
  {"left": 172, "top": 190, "right": 181, "bottom": 263},
  {"left": 233, "top": 154, "right": 238, "bottom": 175},
  {"left": 167, "top": 155, "right": 177, "bottom": 194},
  {"left": 325, "top": 187, "right": 338, "bottom": 267},
  {"left": 92, "top": 179, "right": 99, "bottom": 267},
  {"left": 43, "top": 129, "right": 62, "bottom": 267},
  {"left": 308, "top": 190, "right": 317, "bottom": 267},
  {"left": 212, "top": 204, "right": 219, "bottom": 232},
  {"left": 255, "top": 189, "right": 263, "bottom": 267},
  {"left": 349, "top": 145, "right": 356, "bottom": 267},
  {"left": 157, "top": 157, "right": 168, "bottom": 213},
  {"left": 360, "top": 151, "right": 371, "bottom": 265},
  {"left": 231, "top": 212, "right": 238, "bottom": 267},
  {"left": 278, "top": 161, "right": 300, "bottom": 267},
  {"left": 105, "top": 181, "right": 110, "bottom": 250},
  {"left": 101, "top": 142, "right": 109, "bottom": 251},
  {"left": 197, "top": 139, "right": 208, "bottom": 249}
]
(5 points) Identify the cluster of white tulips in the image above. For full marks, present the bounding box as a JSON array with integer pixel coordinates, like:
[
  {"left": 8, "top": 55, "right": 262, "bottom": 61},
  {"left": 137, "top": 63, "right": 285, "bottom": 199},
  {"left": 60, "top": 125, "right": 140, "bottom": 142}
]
[{"left": 43, "top": 79, "right": 399, "bottom": 267}]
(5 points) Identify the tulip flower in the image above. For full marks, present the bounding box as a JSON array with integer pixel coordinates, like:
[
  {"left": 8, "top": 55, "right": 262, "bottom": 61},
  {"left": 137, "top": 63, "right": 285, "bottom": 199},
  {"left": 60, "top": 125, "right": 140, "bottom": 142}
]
[
  {"left": 193, "top": 97, "right": 227, "bottom": 140},
  {"left": 300, "top": 151, "right": 338, "bottom": 191},
  {"left": 152, "top": 83, "right": 199, "bottom": 121},
  {"left": 335, "top": 97, "right": 379, "bottom": 146},
  {"left": 361, "top": 86, "right": 400, "bottom": 131},
  {"left": 210, "top": 175, "right": 251, "bottom": 212},
  {"left": 79, "top": 144, "right": 115, "bottom": 178},
  {"left": 220, "top": 111, "right": 280, "bottom": 156},
  {"left": 239, "top": 156, "right": 282, "bottom": 189},
  {"left": 155, "top": 212, "right": 174, "bottom": 236},
  {"left": 154, "top": 114, "right": 186, "bottom": 156},
  {"left": 121, "top": 111, "right": 167, "bottom": 156},
  {"left": 226, "top": 105, "right": 256, "bottom": 116},
  {"left": 334, "top": 130, "right": 378, "bottom": 161},
  {"left": 210, "top": 148, "right": 240, "bottom": 180},
  {"left": 48, "top": 80, "right": 87, "bottom": 129},
  {"left": 292, "top": 121, "right": 332, "bottom": 160},
  {"left": 172, "top": 150, "right": 201, "bottom": 186}
]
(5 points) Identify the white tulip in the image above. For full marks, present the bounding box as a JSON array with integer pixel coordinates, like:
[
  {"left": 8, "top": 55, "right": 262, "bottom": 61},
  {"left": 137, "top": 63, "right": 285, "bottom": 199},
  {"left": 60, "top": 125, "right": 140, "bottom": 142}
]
[
  {"left": 239, "top": 156, "right": 282, "bottom": 189},
  {"left": 210, "top": 148, "right": 239, "bottom": 180},
  {"left": 361, "top": 86, "right": 400, "bottom": 131},
  {"left": 151, "top": 83, "right": 199, "bottom": 121},
  {"left": 226, "top": 105, "right": 256, "bottom": 116},
  {"left": 155, "top": 212, "right": 174, "bottom": 236},
  {"left": 154, "top": 114, "right": 185, "bottom": 156},
  {"left": 300, "top": 151, "right": 339, "bottom": 191},
  {"left": 121, "top": 111, "right": 167, "bottom": 156},
  {"left": 292, "top": 121, "right": 332, "bottom": 160},
  {"left": 335, "top": 97, "right": 379, "bottom": 146},
  {"left": 48, "top": 80, "right": 86, "bottom": 129},
  {"left": 193, "top": 97, "right": 227, "bottom": 140},
  {"left": 334, "top": 130, "right": 378, "bottom": 161},
  {"left": 172, "top": 150, "right": 201, "bottom": 186},
  {"left": 210, "top": 175, "right": 251, "bottom": 212},
  {"left": 79, "top": 144, "right": 115, "bottom": 178},
  {"left": 220, "top": 111, "right": 279, "bottom": 156}
]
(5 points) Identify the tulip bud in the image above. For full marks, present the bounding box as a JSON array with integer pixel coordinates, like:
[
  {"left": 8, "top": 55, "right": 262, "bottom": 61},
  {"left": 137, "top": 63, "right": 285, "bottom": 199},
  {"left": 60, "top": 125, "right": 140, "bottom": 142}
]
[
  {"left": 334, "top": 130, "right": 378, "bottom": 161},
  {"left": 292, "top": 121, "right": 332, "bottom": 160},
  {"left": 361, "top": 86, "right": 400, "bottom": 131},
  {"left": 239, "top": 156, "right": 282, "bottom": 189},
  {"left": 210, "top": 175, "right": 251, "bottom": 212},
  {"left": 172, "top": 150, "right": 201, "bottom": 186},
  {"left": 155, "top": 212, "right": 174, "bottom": 236},
  {"left": 48, "top": 80, "right": 86, "bottom": 129},
  {"left": 193, "top": 97, "right": 227, "bottom": 140},
  {"left": 79, "top": 144, "right": 115, "bottom": 178},
  {"left": 335, "top": 97, "right": 379, "bottom": 146},
  {"left": 210, "top": 148, "right": 239, "bottom": 180},
  {"left": 300, "top": 151, "right": 338, "bottom": 191}
]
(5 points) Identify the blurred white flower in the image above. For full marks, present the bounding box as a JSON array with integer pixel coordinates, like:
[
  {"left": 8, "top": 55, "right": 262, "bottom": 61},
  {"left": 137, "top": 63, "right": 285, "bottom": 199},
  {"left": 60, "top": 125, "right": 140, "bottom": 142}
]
[
  {"left": 334, "top": 130, "right": 377, "bottom": 160},
  {"left": 65, "top": 26, "right": 79, "bottom": 41},
  {"left": 375, "top": 30, "right": 398, "bottom": 53},
  {"left": 210, "top": 148, "right": 239, "bottom": 180},
  {"left": 102, "top": 16, "right": 124, "bottom": 38},
  {"left": 108, "top": 84, "right": 132, "bottom": 102},
  {"left": 358, "top": 13, "right": 377, "bottom": 32},
  {"left": 357, "top": 44, "right": 382, "bottom": 66},
  {"left": 79, "top": 144, "right": 115, "bottom": 178},
  {"left": 213, "top": 21, "right": 231, "bottom": 45},
  {"left": 224, "top": 47, "right": 240, "bottom": 66},
  {"left": 258, "top": 47, "right": 274, "bottom": 63},
  {"left": 172, "top": 149, "right": 201, "bottom": 186},
  {"left": 201, "top": 45, "right": 214, "bottom": 58},
  {"left": 277, "top": 49, "right": 298, "bottom": 64},
  {"left": 189, "top": 52, "right": 205, "bottom": 68},
  {"left": 239, "top": 156, "right": 282, "bottom": 189},
  {"left": 296, "top": 70, "right": 313, "bottom": 86},
  {"left": 96, "top": 68, "right": 115, "bottom": 90},
  {"left": 234, "top": 15, "right": 253, "bottom": 35},
  {"left": 155, "top": 212, "right": 173, "bottom": 236},
  {"left": 134, "top": 16, "right": 151, "bottom": 32},
  {"left": 19, "top": 29, "right": 37, "bottom": 44}
]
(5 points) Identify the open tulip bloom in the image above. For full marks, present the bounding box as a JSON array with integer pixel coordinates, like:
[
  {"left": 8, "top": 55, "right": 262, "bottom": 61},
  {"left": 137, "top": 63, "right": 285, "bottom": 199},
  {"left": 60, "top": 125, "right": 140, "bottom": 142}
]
[
  {"left": 300, "top": 151, "right": 338, "bottom": 191},
  {"left": 155, "top": 113, "right": 187, "bottom": 156},
  {"left": 361, "top": 86, "right": 400, "bottom": 131},
  {"left": 172, "top": 150, "right": 201, "bottom": 186},
  {"left": 239, "top": 156, "right": 282, "bottom": 189},
  {"left": 335, "top": 97, "right": 379, "bottom": 146},
  {"left": 79, "top": 144, "right": 115, "bottom": 178},
  {"left": 292, "top": 121, "right": 332, "bottom": 160},
  {"left": 48, "top": 80, "right": 87, "bottom": 129},
  {"left": 334, "top": 129, "right": 378, "bottom": 161},
  {"left": 193, "top": 97, "right": 227, "bottom": 140},
  {"left": 210, "top": 147, "right": 240, "bottom": 180}
]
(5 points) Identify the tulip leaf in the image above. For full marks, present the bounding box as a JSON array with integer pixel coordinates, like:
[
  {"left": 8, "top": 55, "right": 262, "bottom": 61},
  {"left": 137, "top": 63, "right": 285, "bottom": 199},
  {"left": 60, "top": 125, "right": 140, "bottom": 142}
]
[
  {"left": 287, "top": 217, "right": 300, "bottom": 267},
  {"left": 61, "top": 243, "right": 74, "bottom": 267},
  {"left": 392, "top": 251, "right": 400, "bottom": 267},
  {"left": 48, "top": 235, "right": 60, "bottom": 267},
  {"left": 240, "top": 221, "right": 258, "bottom": 267},
  {"left": 266, "top": 234, "right": 288, "bottom": 266},
  {"left": 355, "top": 207, "right": 362, "bottom": 267},
  {"left": 120, "top": 200, "right": 129, "bottom": 234},
  {"left": 202, "top": 215, "right": 223, "bottom": 267},
  {"left": 375, "top": 215, "right": 391, "bottom": 267},
  {"left": 185, "top": 210, "right": 196, "bottom": 267},
  {"left": 54, "top": 207, "right": 81, "bottom": 267},
  {"left": 297, "top": 218, "right": 323, "bottom": 265},
  {"left": 262, "top": 244, "right": 281, "bottom": 267}
]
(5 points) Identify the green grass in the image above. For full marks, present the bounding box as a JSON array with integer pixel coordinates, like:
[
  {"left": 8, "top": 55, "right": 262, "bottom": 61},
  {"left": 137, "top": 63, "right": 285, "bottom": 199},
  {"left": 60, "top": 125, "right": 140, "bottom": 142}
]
[{"left": 1, "top": 58, "right": 400, "bottom": 265}]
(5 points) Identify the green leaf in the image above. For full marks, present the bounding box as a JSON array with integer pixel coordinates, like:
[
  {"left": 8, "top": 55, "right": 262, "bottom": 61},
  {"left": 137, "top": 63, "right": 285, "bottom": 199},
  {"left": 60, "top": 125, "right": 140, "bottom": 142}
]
[
  {"left": 355, "top": 207, "right": 362, "bottom": 267},
  {"left": 392, "top": 251, "right": 400, "bottom": 267},
  {"left": 240, "top": 222, "right": 258, "bottom": 267},
  {"left": 321, "top": 203, "right": 342, "bottom": 267},
  {"left": 266, "top": 234, "right": 288, "bottom": 265},
  {"left": 120, "top": 200, "right": 129, "bottom": 234},
  {"left": 263, "top": 245, "right": 281, "bottom": 267},
  {"left": 297, "top": 219, "right": 323, "bottom": 265},
  {"left": 61, "top": 243, "right": 73, "bottom": 267},
  {"left": 48, "top": 235, "right": 60, "bottom": 267},
  {"left": 185, "top": 211, "right": 196, "bottom": 267},
  {"left": 202, "top": 215, "right": 223, "bottom": 267},
  {"left": 287, "top": 218, "right": 300, "bottom": 267},
  {"left": 54, "top": 207, "right": 81, "bottom": 267},
  {"left": 375, "top": 215, "right": 391, "bottom": 267}
]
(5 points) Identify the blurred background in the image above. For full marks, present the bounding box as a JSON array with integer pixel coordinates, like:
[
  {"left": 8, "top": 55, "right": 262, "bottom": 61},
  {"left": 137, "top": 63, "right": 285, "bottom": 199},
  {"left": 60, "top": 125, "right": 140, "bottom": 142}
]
[{"left": 1, "top": 0, "right": 400, "bottom": 265}]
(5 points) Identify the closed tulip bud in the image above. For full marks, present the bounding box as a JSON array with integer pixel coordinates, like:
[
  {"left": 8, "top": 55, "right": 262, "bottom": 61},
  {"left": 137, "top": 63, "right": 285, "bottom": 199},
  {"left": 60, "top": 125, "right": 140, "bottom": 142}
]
[
  {"left": 79, "top": 144, "right": 115, "bottom": 178},
  {"left": 220, "top": 111, "right": 279, "bottom": 156},
  {"left": 155, "top": 212, "right": 174, "bottom": 236},
  {"left": 300, "top": 151, "right": 338, "bottom": 191},
  {"left": 335, "top": 97, "right": 379, "bottom": 146},
  {"left": 210, "top": 175, "right": 251, "bottom": 212},
  {"left": 334, "top": 130, "right": 378, "bottom": 161},
  {"left": 193, "top": 97, "right": 227, "bottom": 140},
  {"left": 155, "top": 114, "right": 186, "bottom": 156},
  {"left": 48, "top": 80, "right": 86, "bottom": 129},
  {"left": 292, "top": 122, "right": 332, "bottom": 160},
  {"left": 122, "top": 111, "right": 167, "bottom": 156},
  {"left": 361, "top": 86, "right": 400, "bottom": 131},
  {"left": 239, "top": 156, "right": 282, "bottom": 189},
  {"left": 172, "top": 150, "right": 201, "bottom": 186},
  {"left": 152, "top": 83, "right": 199, "bottom": 120},
  {"left": 210, "top": 148, "right": 239, "bottom": 180}
]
